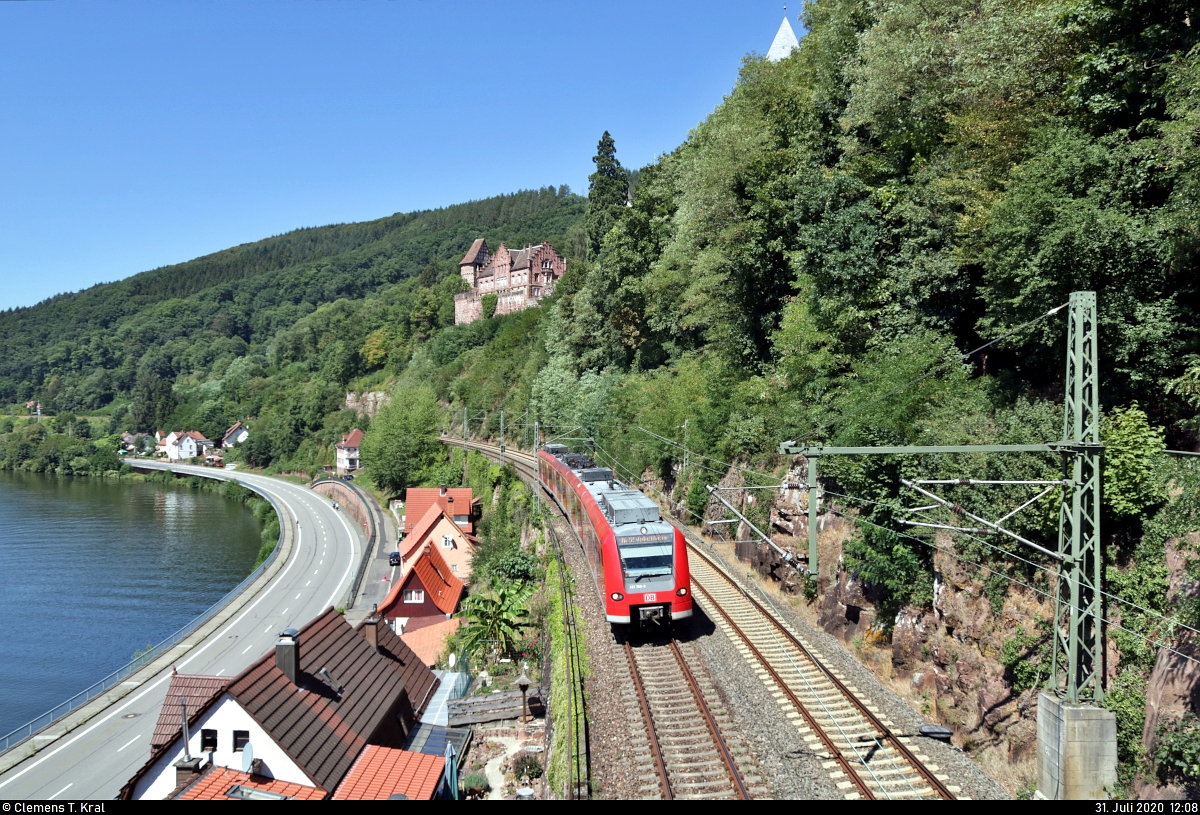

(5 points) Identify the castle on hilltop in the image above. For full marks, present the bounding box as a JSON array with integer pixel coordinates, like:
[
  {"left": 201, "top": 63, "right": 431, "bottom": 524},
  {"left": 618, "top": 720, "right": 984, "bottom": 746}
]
[{"left": 453, "top": 238, "right": 566, "bottom": 325}]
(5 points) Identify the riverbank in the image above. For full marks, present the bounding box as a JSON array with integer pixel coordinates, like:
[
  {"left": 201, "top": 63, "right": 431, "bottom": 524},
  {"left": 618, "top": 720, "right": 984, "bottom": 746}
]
[{"left": 0, "top": 469, "right": 269, "bottom": 740}]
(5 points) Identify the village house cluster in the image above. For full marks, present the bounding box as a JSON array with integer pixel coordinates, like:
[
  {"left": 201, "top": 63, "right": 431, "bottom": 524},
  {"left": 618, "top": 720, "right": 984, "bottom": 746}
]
[
  {"left": 453, "top": 239, "right": 565, "bottom": 325},
  {"left": 151, "top": 422, "right": 249, "bottom": 465},
  {"left": 121, "top": 484, "right": 492, "bottom": 801},
  {"left": 377, "top": 485, "right": 482, "bottom": 648}
]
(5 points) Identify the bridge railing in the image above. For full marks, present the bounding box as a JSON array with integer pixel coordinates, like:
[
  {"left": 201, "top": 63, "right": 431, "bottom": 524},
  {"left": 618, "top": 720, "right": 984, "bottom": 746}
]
[{"left": 0, "top": 473, "right": 287, "bottom": 756}]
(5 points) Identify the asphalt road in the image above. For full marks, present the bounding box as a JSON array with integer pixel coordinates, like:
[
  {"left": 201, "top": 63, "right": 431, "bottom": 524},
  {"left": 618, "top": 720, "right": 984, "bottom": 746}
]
[{"left": 0, "top": 462, "right": 361, "bottom": 800}]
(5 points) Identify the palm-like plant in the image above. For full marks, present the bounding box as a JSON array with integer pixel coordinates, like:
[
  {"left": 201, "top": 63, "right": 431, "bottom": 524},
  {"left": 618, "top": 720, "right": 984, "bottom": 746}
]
[{"left": 459, "top": 580, "right": 533, "bottom": 658}]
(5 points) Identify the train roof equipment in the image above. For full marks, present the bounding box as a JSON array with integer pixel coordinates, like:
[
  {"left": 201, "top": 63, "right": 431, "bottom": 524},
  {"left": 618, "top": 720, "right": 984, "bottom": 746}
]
[{"left": 600, "top": 492, "right": 661, "bottom": 527}]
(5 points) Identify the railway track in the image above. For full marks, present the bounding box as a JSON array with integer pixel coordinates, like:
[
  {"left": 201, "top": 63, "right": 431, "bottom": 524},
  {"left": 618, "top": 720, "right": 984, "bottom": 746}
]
[
  {"left": 622, "top": 637, "right": 750, "bottom": 799},
  {"left": 445, "top": 439, "right": 958, "bottom": 800},
  {"left": 684, "top": 545, "right": 958, "bottom": 800}
]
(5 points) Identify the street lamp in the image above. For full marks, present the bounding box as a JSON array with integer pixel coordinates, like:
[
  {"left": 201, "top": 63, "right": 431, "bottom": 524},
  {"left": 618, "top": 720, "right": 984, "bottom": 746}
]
[{"left": 514, "top": 669, "right": 531, "bottom": 724}]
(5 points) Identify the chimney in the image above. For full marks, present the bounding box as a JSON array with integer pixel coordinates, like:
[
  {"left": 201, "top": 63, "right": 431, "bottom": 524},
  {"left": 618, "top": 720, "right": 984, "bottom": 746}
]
[
  {"left": 439, "top": 484, "right": 447, "bottom": 497},
  {"left": 276, "top": 628, "right": 300, "bottom": 685},
  {"left": 174, "top": 757, "right": 203, "bottom": 788},
  {"left": 362, "top": 608, "right": 381, "bottom": 652}
]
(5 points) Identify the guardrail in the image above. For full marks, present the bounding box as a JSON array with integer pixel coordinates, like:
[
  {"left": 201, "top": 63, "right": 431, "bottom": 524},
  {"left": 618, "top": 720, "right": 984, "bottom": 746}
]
[
  {"left": 0, "top": 468, "right": 287, "bottom": 755},
  {"left": 310, "top": 476, "right": 378, "bottom": 610}
]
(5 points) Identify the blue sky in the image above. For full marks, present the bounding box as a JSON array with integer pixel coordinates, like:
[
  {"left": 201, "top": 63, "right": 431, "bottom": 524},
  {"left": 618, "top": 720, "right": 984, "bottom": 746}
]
[{"left": 0, "top": 1, "right": 803, "bottom": 311}]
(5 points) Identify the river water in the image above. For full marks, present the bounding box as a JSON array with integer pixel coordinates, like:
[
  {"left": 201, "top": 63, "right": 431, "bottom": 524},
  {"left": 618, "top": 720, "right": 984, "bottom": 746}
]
[{"left": 0, "top": 470, "right": 263, "bottom": 736}]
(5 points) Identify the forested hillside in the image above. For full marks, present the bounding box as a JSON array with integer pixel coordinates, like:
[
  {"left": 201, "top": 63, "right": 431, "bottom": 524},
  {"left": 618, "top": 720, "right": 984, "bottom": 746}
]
[{"left": 0, "top": 187, "right": 584, "bottom": 467}]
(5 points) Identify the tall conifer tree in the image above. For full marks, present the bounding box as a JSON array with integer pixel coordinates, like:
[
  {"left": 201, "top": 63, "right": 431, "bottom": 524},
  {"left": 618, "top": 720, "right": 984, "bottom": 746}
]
[{"left": 586, "top": 131, "right": 627, "bottom": 258}]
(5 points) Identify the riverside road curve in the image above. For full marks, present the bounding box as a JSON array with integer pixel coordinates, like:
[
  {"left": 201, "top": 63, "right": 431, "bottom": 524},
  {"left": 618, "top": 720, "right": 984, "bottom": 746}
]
[{"left": 0, "top": 462, "right": 362, "bottom": 800}]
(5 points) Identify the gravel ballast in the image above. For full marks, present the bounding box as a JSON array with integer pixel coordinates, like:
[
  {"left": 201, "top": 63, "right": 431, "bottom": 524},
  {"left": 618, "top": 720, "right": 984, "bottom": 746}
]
[{"left": 526, "top": 458, "right": 1009, "bottom": 800}]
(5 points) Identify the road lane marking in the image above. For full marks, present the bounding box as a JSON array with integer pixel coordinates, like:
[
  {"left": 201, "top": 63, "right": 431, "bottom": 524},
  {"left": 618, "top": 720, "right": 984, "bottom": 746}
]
[
  {"left": 306, "top": 581, "right": 311, "bottom": 586},
  {"left": 215, "top": 669, "right": 225, "bottom": 676},
  {"left": 282, "top": 608, "right": 288, "bottom": 615},
  {"left": 117, "top": 735, "right": 139, "bottom": 753},
  {"left": 49, "top": 783, "right": 72, "bottom": 799},
  {"left": 296, "top": 592, "right": 302, "bottom": 599},
  {"left": 324, "top": 493, "right": 360, "bottom": 609},
  {"left": 241, "top": 643, "right": 255, "bottom": 654}
]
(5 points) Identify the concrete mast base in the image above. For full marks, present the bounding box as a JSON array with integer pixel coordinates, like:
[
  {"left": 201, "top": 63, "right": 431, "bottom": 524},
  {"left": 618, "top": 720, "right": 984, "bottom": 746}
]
[{"left": 1036, "top": 691, "right": 1118, "bottom": 799}]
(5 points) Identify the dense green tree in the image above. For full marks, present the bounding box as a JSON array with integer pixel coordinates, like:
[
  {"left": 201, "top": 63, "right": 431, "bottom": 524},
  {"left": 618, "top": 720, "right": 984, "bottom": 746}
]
[
  {"left": 481, "top": 293, "right": 498, "bottom": 320},
  {"left": 360, "top": 384, "right": 443, "bottom": 496},
  {"left": 585, "top": 132, "right": 627, "bottom": 258}
]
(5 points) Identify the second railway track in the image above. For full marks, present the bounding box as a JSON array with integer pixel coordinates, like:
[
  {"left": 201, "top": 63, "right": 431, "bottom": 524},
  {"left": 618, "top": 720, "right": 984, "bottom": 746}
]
[{"left": 446, "top": 440, "right": 961, "bottom": 800}]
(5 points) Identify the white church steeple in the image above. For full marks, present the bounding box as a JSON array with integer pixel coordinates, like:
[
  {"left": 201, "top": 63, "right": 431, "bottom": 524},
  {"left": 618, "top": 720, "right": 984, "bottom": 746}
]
[{"left": 766, "top": 12, "right": 800, "bottom": 62}]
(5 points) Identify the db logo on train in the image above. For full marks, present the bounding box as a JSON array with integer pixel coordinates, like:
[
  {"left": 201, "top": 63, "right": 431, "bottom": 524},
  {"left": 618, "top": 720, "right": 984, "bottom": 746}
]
[{"left": 644, "top": 594, "right": 657, "bottom": 602}]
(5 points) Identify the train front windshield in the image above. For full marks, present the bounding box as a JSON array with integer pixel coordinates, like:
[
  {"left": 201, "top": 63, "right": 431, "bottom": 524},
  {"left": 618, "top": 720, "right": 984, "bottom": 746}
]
[{"left": 619, "top": 542, "right": 674, "bottom": 578}]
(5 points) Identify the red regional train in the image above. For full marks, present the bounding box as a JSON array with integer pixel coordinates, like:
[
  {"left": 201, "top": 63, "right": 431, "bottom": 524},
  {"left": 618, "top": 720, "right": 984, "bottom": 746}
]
[{"left": 538, "top": 444, "right": 692, "bottom": 628}]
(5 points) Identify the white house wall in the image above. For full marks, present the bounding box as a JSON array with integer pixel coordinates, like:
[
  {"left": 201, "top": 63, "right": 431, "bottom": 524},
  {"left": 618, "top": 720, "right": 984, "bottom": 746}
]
[{"left": 133, "top": 693, "right": 314, "bottom": 799}]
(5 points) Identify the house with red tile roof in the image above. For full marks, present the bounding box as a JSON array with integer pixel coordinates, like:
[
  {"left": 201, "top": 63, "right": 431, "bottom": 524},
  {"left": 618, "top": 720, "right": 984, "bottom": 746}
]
[
  {"left": 378, "top": 544, "right": 464, "bottom": 633},
  {"left": 165, "top": 431, "right": 213, "bottom": 461},
  {"left": 403, "top": 486, "right": 480, "bottom": 536},
  {"left": 332, "top": 745, "right": 445, "bottom": 800},
  {"left": 220, "top": 421, "right": 249, "bottom": 448},
  {"left": 399, "top": 499, "right": 478, "bottom": 581},
  {"left": 336, "top": 428, "right": 364, "bottom": 475},
  {"left": 401, "top": 618, "right": 462, "bottom": 668},
  {"left": 121, "top": 608, "right": 439, "bottom": 800}
]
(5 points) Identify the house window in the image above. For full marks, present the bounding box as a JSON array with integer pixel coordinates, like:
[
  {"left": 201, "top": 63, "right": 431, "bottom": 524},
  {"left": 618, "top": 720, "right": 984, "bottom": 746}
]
[
  {"left": 450, "top": 564, "right": 458, "bottom": 573},
  {"left": 442, "top": 535, "right": 453, "bottom": 549},
  {"left": 403, "top": 590, "right": 425, "bottom": 604},
  {"left": 201, "top": 729, "right": 217, "bottom": 752},
  {"left": 233, "top": 731, "right": 250, "bottom": 752}
]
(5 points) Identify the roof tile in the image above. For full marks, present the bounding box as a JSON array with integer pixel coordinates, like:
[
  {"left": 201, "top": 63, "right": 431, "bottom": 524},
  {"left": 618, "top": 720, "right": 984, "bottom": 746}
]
[
  {"left": 401, "top": 618, "right": 461, "bottom": 667},
  {"left": 403, "top": 488, "right": 476, "bottom": 534},
  {"left": 331, "top": 746, "right": 444, "bottom": 800},
  {"left": 411, "top": 545, "right": 464, "bottom": 615},
  {"left": 178, "top": 766, "right": 326, "bottom": 800},
  {"left": 151, "top": 673, "right": 228, "bottom": 752}
]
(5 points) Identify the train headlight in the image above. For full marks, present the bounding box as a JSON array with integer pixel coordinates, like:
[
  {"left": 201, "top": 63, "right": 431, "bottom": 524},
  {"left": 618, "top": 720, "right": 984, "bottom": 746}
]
[
  {"left": 610, "top": 592, "right": 624, "bottom": 602},
  {"left": 677, "top": 587, "right": 688, "bottom": 597}
]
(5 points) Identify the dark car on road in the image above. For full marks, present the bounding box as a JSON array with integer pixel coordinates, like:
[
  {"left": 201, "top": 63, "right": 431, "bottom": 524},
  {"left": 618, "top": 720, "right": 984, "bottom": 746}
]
[{"left": 389, "top": 551, "right": 401, "bottom": 567}]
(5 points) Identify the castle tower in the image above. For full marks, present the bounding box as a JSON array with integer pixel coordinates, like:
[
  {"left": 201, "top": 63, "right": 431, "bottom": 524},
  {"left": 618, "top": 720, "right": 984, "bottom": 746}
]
[{"left": 459, "top": 238, "right": 490, "bottom": 288}]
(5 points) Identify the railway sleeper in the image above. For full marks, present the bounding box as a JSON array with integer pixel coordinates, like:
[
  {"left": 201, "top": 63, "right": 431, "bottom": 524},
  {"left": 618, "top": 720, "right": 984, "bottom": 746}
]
[
  {"left": 672, "top": 790, "right": 742, "bottom": 800},
  {"left": 669, "top": 767, "right": 735, "bottom": 781}
]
